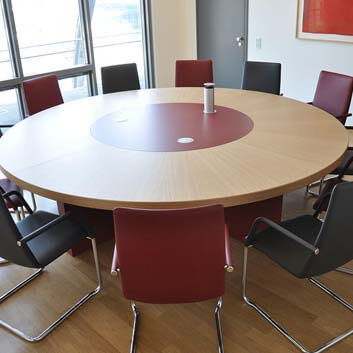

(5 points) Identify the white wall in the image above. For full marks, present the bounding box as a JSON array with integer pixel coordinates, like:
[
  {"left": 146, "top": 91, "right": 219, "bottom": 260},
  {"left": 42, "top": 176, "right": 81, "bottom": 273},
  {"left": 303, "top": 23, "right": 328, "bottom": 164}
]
[
  {"left": 150, "top": 0, "right": 197, "bottom": 88},
  {"left": 248, "top": 0, "right": 353, "bottom": 115}
]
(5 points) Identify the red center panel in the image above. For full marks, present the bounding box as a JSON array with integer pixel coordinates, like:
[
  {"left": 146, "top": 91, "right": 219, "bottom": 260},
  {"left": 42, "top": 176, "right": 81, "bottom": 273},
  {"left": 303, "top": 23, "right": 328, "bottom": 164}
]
[{"left": 90, "top": 103, "right": 253, "bottom": 152}]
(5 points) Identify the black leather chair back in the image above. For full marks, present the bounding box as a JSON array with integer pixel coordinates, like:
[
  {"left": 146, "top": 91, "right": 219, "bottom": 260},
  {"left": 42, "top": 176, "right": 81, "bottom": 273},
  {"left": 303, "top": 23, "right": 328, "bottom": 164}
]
[
  {"left": 308, "top": 182, "right": 353, "bottom": 277},
  {"left": 241, "top": 61, "right": 281, "bottom": 95},
  {"left": 0, "top": 196, "right": 38, "bottom": 268},
  {"left": 101, "top": 63, "right": 141, "bottom": 94}
]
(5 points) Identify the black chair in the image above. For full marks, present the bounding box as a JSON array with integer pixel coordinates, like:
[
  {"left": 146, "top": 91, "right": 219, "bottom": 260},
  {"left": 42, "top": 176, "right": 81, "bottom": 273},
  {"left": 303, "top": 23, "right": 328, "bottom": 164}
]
[
  {"left": 101, "top": 63, "right": 140, "bottom": 94},
  {"left": 241, "top": 61, "right": 281, "bottom": 95},
  {"left": 312, "top": 168, "right": 353, "bottom": 277},
  {"left": 0, "top": 178, "right": 26, "bottom": 221},
  {"left": 330, "top": 125, "right": 353, "bottom": 178},
  {"left": 242, "top": 182, "right": 353, "bottom": 353},
  {"left": 0, "top": 126, "right": 23, "bottom": 265},
  {"left": 0, "top": 125, "right": 30, "bottom": 221},
  {"left": 0, "top": 191, "right": 101, "bottom": 342}
]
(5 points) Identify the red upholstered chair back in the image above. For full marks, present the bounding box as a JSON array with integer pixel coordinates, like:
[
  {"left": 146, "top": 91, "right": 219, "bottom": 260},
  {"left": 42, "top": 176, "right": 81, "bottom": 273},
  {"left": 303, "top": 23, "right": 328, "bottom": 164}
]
[
  {"left": 113, "top": 205, "right": 226, "bottom": 304},
  {"left": 313, "top": 71, "right": 353, "bottom": 124},
  {"left": 175, "top": 59, "right": 213, "bottom": 87},
  {"left": 23, "top": 75, "right": 64, "bottom": 116}
]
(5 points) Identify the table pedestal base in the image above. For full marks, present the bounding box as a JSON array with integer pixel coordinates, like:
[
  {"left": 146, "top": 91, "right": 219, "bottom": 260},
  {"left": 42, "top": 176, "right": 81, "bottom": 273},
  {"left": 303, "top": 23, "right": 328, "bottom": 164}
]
[
  {"left": 224, "top": 196, "right": 283, "bottom": 241},
  {"left": 59, "top": 196, "right": 283, "bottom": 256},
  {"left": 57, "top": 203, "right": 114, "bottom": 257}
]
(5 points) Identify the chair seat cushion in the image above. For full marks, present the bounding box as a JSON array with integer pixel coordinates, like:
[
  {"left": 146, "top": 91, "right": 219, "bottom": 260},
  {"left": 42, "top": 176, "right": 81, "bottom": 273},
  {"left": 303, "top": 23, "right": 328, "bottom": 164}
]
[
  {"left": 17, "top": 211, "right": 88, "bottom": 267},
  {"left": 0, "top": 178, "right": 23, "bottom": 210},
  {"left": 252, "top": 215, "right": 322, "bottom": 278}
]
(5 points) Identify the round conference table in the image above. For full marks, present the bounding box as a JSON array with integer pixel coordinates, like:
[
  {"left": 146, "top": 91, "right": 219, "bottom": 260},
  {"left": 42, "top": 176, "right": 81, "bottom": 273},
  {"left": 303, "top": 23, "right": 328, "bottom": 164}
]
[{"left": 0, "top": 88, "right": 348, "bottom": 254}]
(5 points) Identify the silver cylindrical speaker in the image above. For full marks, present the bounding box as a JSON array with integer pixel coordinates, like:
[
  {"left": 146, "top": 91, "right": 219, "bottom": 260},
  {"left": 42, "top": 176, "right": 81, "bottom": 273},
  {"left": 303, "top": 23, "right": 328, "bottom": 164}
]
[{"left": 204, "top": 82, "right": 216, "bottom": 114}]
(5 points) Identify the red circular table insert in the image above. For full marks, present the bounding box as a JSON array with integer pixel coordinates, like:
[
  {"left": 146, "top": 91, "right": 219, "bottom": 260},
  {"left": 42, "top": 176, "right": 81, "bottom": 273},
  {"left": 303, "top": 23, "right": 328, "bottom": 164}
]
[{"left": 90, "top": 103, "right": 253, "bottom": 152}]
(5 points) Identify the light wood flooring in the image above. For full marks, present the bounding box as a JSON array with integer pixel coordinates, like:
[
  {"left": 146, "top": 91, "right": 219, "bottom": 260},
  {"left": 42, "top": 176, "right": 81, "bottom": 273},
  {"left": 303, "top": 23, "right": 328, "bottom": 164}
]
[{"left": 0, "top": 188, "right": 352, "bottom": 353}]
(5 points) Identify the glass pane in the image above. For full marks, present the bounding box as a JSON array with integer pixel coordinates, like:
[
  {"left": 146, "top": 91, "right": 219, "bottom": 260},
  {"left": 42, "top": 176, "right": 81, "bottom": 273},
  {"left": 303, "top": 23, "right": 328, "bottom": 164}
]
[
  {"left": 0, "top": 89, "right": 21, "bottom": 127},
  {"left": 0, "top": 4, "right": 14, "bottom": 80},
  {"left": 59, "top": 75, "right": 90, "bottom": 102},
  {"left": 90, "top": 0, "right": 146, "bottom": 93},
  {"left": 12, "top": 0, "right": 87, "bottom": 75}
]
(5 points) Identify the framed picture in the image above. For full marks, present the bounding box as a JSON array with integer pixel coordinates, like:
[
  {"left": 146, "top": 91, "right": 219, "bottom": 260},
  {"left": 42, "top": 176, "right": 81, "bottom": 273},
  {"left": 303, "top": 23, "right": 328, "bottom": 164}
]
[{"left": 297, "top": 0, "right": 353, "bottom": 43}]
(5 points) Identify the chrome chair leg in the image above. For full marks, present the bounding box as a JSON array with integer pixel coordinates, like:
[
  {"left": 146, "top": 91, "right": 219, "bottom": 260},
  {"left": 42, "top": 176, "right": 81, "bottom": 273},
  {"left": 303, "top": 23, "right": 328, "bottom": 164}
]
[
  {"left": 0, "top": 268, "right": 44, "bottom": 303},
  {"left": 130, "top": 302, "right": 140, "bottom": 353},
  {"left": 20, "top": 206, "right": 26, "bottom": 219},
  {"left": 309, "top": 278, "right": 353, "bottom": 311},
  {"left": 15, "top": 209, "right": 21, "bottom": 222},
  {"left": 128, "top": 299, "right": 225, "bottom": 353},
  {"left": 242, "top": 246, "right": 353, "bottom": 353},
  {"left": 30, "top": 192, "right": 37, "bottom": 212},
  {"left": 306, "top": 177, "right": 327, "bottom": 197},
  {"left": 215, "top": 297, "right": 224, "bottom": 353},
  {"left": 336, "top": 266, "right": 353, "bottom": 275},
  {"left": 0, "top": 237, "right": 102, "bottom": 342}
]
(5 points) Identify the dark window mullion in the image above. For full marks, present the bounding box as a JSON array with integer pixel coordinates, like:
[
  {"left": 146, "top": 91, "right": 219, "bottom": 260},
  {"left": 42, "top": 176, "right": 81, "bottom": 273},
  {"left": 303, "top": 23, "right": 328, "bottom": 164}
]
[
  {"left": 79, "top": 0, "right": 97, "bottom": 96},
  {"left": 140, "top": 0, "right": 154, "bottom": 88}
]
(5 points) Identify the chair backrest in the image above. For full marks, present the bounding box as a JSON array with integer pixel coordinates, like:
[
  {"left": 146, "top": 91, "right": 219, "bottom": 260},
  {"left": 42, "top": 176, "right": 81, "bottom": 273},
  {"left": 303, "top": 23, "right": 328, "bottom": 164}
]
[
  {"left": 312, "top": 71, "right": 353, "bottom": 124},
  {"left": 307, "top": 182, "right": 353, "bottom": 277},
  {"left": 101, "top": 63, "right": 140, "bottom": 94},
  {"left": 175, "top": 59, "right": 213, "bottom": 87},
  {"left": 0, "top": 196, "right": 39, "bottom": 268},
  {"left": 113, "top": 205, "right": 226, "bottom": 304},
  {"left": 241, "top": 61, "right": 281, "bottom": 95},
  {"left": 23, "top": 75, "right": 64, "bottom": 116}
]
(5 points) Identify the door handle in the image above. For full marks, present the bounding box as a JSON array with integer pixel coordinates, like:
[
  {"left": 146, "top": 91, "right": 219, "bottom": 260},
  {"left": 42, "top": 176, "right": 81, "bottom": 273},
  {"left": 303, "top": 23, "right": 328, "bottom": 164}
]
[{"left": 236, "top": 36, "right": 244, "bottom": 47}]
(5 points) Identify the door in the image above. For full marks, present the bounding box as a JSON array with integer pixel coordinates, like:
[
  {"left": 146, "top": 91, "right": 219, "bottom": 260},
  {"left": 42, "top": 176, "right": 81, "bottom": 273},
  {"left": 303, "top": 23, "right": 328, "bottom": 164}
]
[{"left": 197, "top": 0, "right": 247, "bottom": 88}]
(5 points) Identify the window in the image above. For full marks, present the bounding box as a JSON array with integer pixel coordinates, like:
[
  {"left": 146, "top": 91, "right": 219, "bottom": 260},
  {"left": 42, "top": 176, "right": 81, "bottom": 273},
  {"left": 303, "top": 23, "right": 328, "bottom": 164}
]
[
  {"left": 59, "top": 75, "right": 90, "bottom": 102},
  {"left": 91, "top": 0, "right": 147, "bottom": 92},
  {"left": 0, "top": 89, "right": 21, "bottom": 126},
  {"left": 11, "top": 0, "right": 87, "bottom": 75},
  {"left": 0, "top": 4, "right": 13, "bottom": 80},
  {"left": 0, "top": 0, "right": 152, "bottom": 128}
]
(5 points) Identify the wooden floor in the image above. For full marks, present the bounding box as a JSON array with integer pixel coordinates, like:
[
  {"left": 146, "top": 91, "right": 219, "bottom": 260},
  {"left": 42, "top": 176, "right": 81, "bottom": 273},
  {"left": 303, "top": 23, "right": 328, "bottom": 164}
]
[{"left": 1, "top": 188, "right": 352, "bottom": 353}]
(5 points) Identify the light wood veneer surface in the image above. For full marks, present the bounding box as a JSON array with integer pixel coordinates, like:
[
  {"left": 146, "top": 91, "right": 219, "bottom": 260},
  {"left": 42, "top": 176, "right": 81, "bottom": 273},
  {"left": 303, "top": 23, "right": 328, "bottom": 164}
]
[{"left": 0, "top": 88, "right": 348, "bottom": 209}]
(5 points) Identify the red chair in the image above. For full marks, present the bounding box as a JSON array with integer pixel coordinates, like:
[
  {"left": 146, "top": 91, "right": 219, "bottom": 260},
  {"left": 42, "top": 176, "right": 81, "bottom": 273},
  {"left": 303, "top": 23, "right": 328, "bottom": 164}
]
[
  {"left": 175, "top": 59, "right": 213, "bottom": 87},
  {"left": 311, "top": 71, "right": 353, "bottom": 125},
  {"left": 111, "top": 205, "right": 233, "bottom": 353},
  {"left": 20, "top": 74, "right": 64, "bottom": 211},
  {"left": 307, "top": 71, "right": 353, "bottom": 196},
  {"left": 22, "top": 74, "right": 64, "bottom": 115}
]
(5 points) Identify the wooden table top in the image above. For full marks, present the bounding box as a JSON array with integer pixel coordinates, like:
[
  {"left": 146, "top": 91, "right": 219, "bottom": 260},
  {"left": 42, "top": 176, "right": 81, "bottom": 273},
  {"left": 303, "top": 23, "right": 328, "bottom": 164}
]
[{"left": 0, "top": 88, "right": 348, "bottom": 210}]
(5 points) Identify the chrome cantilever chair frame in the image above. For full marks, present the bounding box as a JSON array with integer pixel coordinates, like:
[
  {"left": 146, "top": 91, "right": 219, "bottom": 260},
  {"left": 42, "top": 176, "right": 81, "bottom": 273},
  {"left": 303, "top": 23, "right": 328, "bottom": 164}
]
[
  {"left": 242, "top": 246, "right": 353, "bottom": 353},
  {"left": 336, "top": 267, "right": 353, "bottom": 275},
  {"left": 128, "top": 297, "right": 225, "bottom": 353},
  {"left": 0, "top": 237, "right": 102, "bottom": 343}
]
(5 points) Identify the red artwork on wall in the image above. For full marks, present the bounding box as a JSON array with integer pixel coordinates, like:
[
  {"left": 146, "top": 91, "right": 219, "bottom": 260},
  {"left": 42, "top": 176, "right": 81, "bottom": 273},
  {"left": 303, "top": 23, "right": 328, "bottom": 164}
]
[{"left": 302, "top": 0, "right": 353, "bottom": 35}]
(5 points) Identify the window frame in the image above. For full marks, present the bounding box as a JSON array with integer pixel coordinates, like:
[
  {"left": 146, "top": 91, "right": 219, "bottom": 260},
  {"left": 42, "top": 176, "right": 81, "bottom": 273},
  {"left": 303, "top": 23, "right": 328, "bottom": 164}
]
[{"left": 0, "top": 0, "right": 153, "bottom": 123}]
